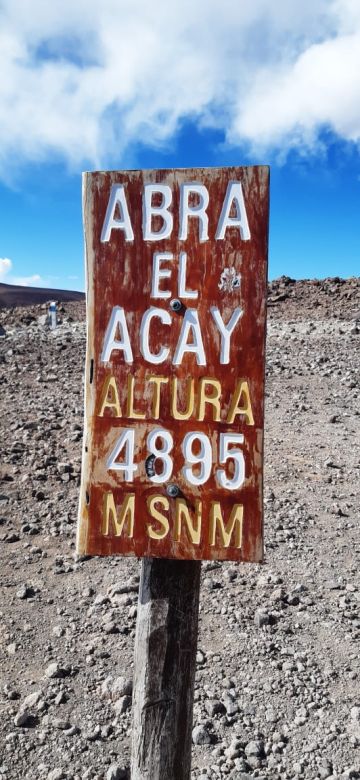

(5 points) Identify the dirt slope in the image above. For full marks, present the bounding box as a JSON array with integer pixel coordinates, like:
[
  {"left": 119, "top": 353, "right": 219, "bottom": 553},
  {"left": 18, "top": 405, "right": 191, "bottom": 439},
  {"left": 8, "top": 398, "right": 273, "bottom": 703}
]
[{"left": 0, "top": 283, "right": 84, "bottom": 310}]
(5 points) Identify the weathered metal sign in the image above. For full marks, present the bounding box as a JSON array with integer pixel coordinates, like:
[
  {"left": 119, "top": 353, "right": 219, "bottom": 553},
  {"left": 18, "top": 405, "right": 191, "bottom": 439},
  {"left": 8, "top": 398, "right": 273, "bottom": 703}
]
[{"left": 77, "top": 166, "right": 269, "bottom": 561}]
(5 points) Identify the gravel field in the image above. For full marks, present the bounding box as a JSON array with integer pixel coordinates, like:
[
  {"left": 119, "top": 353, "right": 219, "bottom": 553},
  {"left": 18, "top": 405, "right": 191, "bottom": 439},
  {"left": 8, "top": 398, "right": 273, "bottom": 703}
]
[{"left": 0, "top": 276, "right": 359, "bottom": 780}]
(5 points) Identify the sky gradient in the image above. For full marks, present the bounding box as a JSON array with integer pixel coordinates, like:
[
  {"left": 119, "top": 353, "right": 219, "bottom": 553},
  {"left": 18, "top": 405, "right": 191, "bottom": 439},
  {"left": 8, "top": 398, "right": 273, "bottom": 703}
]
[{"left": 0, "top": 0, "right": 359, "bottom": 290}]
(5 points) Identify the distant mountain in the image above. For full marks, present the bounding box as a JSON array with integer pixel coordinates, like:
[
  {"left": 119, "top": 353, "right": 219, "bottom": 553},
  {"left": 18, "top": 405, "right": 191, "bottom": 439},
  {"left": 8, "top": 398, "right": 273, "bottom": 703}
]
[{"left": 0, "top": 282, "right": 85, "bottom": 309}]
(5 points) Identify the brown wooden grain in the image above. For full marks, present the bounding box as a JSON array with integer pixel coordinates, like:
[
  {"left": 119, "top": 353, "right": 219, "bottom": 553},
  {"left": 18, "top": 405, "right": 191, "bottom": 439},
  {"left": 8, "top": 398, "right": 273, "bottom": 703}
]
[{"left": 131, "top": 557, "right": 201, "bottom": 780}]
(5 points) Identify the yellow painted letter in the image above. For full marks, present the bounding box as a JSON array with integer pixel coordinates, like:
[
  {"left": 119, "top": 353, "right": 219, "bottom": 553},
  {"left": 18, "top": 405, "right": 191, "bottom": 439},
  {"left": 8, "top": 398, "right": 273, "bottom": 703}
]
[
  {"left": 198, "top": 378, "right": 221, "bottom": 421},
  {"left": 126, "top": 375, "right": 146, "bottom": 419},
  {"left": 171, "top": 377, "right": 195, "bottom": 420},
  {"left": 174, "top": 498, "right": 202, "bottom": 545},
  {"left": 102, "top": 492, "right": 135, "bottom": 537},
  {"left": 146, "top": 495, "right": 170, "bottom": 540},
  {"left": 209, "top": 502, "right": 243, "bottom": 548},
  {"left": 98, "top": 375, "right": 122, "bottom": 417},
  {"left": 226, "top": 380, "right": 254, "bottom": 425},
  {"left": 148, "top": 375, "right": 169, "bottom": 419}
]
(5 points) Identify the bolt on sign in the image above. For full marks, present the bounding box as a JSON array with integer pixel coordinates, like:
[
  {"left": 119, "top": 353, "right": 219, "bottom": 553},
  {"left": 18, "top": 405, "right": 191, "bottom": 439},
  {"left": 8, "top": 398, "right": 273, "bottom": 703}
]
[{"left": 77, "top": 166, "right": 269, "bottom": 562}]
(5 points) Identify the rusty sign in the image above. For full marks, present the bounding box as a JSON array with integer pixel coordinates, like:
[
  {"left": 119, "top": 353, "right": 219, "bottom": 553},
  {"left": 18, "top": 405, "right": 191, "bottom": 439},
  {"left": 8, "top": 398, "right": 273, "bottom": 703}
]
[{"left": 77, "top": 166, "right": 269, "bottom": 562}]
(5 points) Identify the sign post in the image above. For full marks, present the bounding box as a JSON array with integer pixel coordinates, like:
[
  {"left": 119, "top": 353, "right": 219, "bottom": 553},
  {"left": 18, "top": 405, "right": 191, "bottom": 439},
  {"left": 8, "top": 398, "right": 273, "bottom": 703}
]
[
  {"left": 77, "top": 165, "right": 269, "bottom": 778},
  {"left": 131, "top": 557, "right": 201, "bottom": 779}
]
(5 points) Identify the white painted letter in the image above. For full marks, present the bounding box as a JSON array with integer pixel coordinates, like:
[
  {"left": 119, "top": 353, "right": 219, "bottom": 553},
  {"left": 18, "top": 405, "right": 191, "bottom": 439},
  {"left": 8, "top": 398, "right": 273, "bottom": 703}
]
[
  {"left": 140, "top": 307, "right": 171, "bottom": 364},
  {"left": 215, "top": 181, "right": 250, "bottom": 241},
  {"left": 179, "top": 182, "right": 209, "bottom": 241},
  {"left": 173, "top": 309, "right": 206, "bottom": 366},
  {"left": 143, "top": 184, "right": 173, "bottom": 241},
  {"left": 106, "top": 429, "right": 137, "bottom": 481},
  {"left": 101, "top": 184, "right": 134, "bottom": 242},
  {"left": 178, "top": 251, "right": 198, "bottom": 299},
  {"left": 151, "top": 252, "right": 173, "bottom": 299},
  {"left": 211, "top": 306, "right": 243, "bottom": 364},
  {"left": 101, "top": 306, "right": 133, "bottom": 363}
]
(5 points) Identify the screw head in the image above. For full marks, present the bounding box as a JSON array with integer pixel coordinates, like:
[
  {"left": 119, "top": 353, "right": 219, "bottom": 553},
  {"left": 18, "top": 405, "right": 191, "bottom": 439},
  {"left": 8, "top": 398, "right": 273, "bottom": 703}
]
[
  {"left": 166, "top": 483, "right": 180, "bottom": 498},
  {"left": 170, "top": 298, "right": 182, "bottom": 312}
]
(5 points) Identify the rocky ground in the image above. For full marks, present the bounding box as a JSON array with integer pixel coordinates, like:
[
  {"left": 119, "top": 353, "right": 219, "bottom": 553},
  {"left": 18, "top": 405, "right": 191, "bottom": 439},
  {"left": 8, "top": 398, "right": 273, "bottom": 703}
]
[{"left": 0, "top": 277, "right": 359, "bottom": 780}]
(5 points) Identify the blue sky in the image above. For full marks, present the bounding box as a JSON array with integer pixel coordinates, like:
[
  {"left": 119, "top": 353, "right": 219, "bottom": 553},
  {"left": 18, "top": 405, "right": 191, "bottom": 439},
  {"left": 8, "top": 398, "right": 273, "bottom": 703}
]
[{"left": 0, "top": 0, "right": 359, "bottom": 290}]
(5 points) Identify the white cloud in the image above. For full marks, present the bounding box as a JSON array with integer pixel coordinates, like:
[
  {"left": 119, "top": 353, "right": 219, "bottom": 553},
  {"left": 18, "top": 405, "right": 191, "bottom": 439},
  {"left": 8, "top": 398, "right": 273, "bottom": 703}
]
[
  {"left": 0, "top": 257, "right": 12, "bottom": 279},
  {"left": 11, "top": 274, "right": 45, "bottom": 287},
  {"left": 0, "top": 0, "right": 359, "bottom": 175},
  {"left": 0, "top": 259, "right": 49, "bottom": 287}
]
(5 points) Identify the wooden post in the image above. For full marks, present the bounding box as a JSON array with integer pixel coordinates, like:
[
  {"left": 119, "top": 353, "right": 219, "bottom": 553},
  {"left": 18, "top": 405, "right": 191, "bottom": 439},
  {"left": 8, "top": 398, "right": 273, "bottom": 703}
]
[{"left": 131, "top": 558, "right": 201, "bottom": 780}]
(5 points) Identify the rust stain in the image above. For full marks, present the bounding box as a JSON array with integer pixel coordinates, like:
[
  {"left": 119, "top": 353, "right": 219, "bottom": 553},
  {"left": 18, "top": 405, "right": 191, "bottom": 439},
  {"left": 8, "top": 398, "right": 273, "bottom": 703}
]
[{"left": 77, "top": 166, "right": 269, "bottom": 562}]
